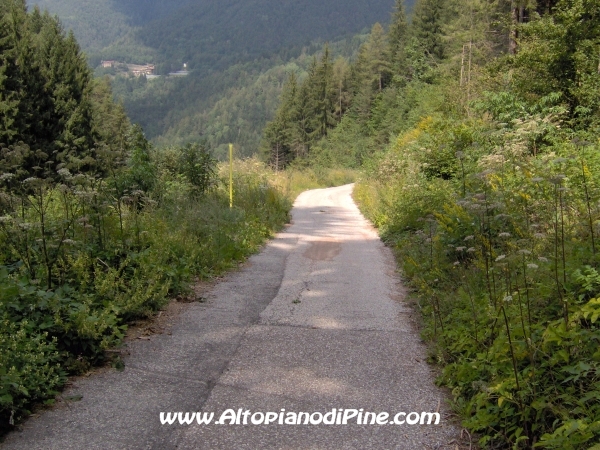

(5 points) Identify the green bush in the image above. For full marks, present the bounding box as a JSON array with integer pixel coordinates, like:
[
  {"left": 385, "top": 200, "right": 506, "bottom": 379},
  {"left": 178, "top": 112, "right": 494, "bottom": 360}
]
[
  {"left": 355, "top": 111, "right": 600, "bottom": 448},
  {"left": 0, "top": 147, "right": 291, "bottom": 432}
]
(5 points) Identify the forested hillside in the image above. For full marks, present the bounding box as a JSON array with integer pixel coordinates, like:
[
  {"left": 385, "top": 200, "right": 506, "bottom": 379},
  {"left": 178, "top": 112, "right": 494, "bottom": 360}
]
[
  {"left": 30, "top": 0, "right": 403, "bottom": 71},
  {"left": 265, "top": 0, "right": 600, "bottom": 447},
  {"left": 0, "top": 0, "right": 290, "bottom": 433},
  {"left": 110, "top": 36, "right": 369, "bottom": 159},
  {"left": 29, "top": 0, "right": 414, "bottom": 153}
]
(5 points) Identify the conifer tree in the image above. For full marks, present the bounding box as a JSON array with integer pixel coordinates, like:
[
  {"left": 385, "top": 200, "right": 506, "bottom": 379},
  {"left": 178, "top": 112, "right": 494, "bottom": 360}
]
[
  {"left": 368, "top": 23, "right": 391, "bottom": 92},
  {"left": 263, "top": 72, "right": 298, "bottom": 169},
  {"left": 410, "top": 0, "right": 446, "bottom": 60},
  {"left": 289, "top": 56, "right": 319, "bottom": 157},
  {"left": 310, "top": 44, "right": 336, "bottom": 140},
  {"left": 332, "top": 56, "right": 351, "bottom": 121},
  {"left": 1, "top": 0, "right": 56, "bottom": 179},
  {"left": 33, "top": 15, "right": 95, "bottom": 173},
  {"left": 388, "top": 0, "right": 408, "bottom": 75},
  {"left": 0, "top": 1, "right": 19, "bottom": 144},
  {"left": 348, "top": 24, "right": 391, "bottom": 124}
]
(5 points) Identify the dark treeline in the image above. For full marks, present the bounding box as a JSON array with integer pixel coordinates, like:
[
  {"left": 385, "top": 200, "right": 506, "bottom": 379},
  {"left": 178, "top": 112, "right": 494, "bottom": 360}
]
[
  {"left": 266, "top": 0, "right": 600, "bottom": 447},
  {"left": 263, "top": 0, "right": 452, "bottom": 169},
  {"left": 263, "top": 19, "right": 401, "bottom": 169}
]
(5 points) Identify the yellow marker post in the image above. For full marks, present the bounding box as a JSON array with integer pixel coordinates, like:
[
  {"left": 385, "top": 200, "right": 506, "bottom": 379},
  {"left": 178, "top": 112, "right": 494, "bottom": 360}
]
[{"left": 229, "top": 143, "right": 233, "bottom": 208}]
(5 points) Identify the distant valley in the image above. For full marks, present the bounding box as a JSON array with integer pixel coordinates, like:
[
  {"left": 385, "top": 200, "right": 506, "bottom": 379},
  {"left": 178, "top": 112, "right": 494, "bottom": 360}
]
[{"left": 29, "top": 0, "right": 414, "bottom": 156}]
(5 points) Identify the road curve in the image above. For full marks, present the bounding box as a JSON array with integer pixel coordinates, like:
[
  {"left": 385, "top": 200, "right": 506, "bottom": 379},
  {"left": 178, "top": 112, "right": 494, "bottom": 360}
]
[{"left": 3, "top": 184, "right": 460, "bottom": 449}]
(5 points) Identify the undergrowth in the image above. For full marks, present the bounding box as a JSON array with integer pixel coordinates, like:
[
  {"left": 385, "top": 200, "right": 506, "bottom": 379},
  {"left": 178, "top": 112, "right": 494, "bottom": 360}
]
[
  {"left": 0, "top": 145, "right": 290, "bottom": 434},
  {"left": 355, "top": 108, "right": 600, "bottom": 448}
]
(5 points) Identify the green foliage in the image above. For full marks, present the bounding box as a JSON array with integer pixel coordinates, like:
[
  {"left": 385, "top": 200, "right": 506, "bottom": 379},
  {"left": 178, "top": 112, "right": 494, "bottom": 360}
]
[
  {"left": 262, "top": 45, "right": 342, "bottom": 169},
  {"left": 0, "top": 312, "right": 66, "bottom": 429},
  {"left": 0, "top": 4, "right": 292, "bottom": 434},
  {"left": 113, "top": 41, "right": 361, "bottom": 159},
  {"left": 29, "top": 0, "right": 417, "bottom": 150},
  {"left": 177, "top": 142, "right": 216, "bottom": 196},
  {"left": 293, "top": 0, "right": 600, "bottom": 447},
  {"left": 410, "top": 0, "right": 447, "bottom": 60},
  {"left": 0, "top": 145, "right": 290, "bottom": 432}
]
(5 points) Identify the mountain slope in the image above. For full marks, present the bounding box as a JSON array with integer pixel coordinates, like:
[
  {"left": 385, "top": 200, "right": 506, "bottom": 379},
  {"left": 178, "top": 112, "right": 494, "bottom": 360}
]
[
  {"left": 29, "top": 0, "right": 414, "bottom": 152},
  {"left": 138, "top": 0, "right": 400, "bottom": 72},
  {"left": 31, "top": 0, "right": 408, "bottom": 71}
]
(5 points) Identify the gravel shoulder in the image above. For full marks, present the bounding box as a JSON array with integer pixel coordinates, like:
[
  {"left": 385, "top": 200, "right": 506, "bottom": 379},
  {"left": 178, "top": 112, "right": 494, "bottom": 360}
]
[{"left": 2, "top": 184, "right": 463, "bottom": 450}]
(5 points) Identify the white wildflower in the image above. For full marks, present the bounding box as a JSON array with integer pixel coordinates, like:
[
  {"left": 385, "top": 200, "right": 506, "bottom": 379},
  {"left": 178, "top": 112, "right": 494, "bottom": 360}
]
[
  {"left": 57, "top": 168, "right": 72, "bottom": 178},
  {"left": 495, "top": 255, "right": 506, "bottom": 262}
]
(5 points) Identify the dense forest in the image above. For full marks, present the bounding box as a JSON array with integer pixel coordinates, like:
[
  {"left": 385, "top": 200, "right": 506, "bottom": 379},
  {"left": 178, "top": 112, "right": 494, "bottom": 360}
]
[
  {"left": 30, "top": 0, "right": 403, "bottom": 71},
  {"left": 109, "top": 36, "right": 370, "bottom": 160},
  {"left": 30, "top": 0, "right": 415, "bottom": 154},
  {"left": 264, "top": 0, "right": 600, "bottom": 447},
  {"left": 0, "top": 0, "right": 290, "bottom": 433}
]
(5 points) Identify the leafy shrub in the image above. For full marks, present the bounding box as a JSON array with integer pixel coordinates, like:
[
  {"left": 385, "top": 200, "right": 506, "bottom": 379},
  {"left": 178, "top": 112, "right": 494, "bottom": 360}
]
[
  {"left": 356, "top": 108, "right": 600, "bottom": 448},
  {"left": 0, "top": 149, "right": 290, "bottom": 432}
]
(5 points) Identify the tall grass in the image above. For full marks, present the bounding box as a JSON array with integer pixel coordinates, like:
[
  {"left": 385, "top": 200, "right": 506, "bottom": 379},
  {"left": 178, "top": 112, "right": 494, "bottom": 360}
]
[
  {"left": 0, "top": 152, "right": 290, "bottom": 433},
  {"left": 355, "top": 111, "right": 600, "bottom": 448}
]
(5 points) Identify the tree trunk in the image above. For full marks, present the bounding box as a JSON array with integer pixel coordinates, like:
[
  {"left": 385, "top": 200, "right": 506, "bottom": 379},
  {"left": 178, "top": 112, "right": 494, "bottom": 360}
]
[{"left": 509, "top": 1, "right": 518, "bottom": 55}]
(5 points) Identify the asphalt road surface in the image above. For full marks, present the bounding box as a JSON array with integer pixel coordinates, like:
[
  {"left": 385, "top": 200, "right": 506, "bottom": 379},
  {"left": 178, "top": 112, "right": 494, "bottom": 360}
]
[{"left": 3, "top": 184, "right": 461, "bottom": 450}]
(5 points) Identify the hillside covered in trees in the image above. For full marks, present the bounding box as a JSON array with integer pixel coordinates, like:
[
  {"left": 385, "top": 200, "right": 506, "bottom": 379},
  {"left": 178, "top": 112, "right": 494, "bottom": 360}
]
[
  {"left": 110, "top": 36, "right": 374, "bottom": 160},
  {"left": 264, "top": 0, "right": 600, "bottom": 447},
  {"left": 29, "top": 0, "right": 416, "bottom": 155},
  {"left": 0, "top": 0, "right": 290, "bottom": 433},
  {"left": 29, "top": 0, "right": 404, "bottom": 71},
  {"left": 27, "top": 0, "right": 418, "bottom": 155}
]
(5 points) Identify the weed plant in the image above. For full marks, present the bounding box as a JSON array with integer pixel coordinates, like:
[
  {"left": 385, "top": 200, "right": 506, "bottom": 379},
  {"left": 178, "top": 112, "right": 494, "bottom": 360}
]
[
  {"left": 355, "top": 102, "right": 600, "bottom": 447},
  {"left": 0, "top": 143, "right": 290, "bottom": 432}
]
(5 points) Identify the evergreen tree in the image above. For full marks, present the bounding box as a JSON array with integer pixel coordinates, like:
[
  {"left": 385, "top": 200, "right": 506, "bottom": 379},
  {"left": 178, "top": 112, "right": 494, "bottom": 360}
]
[
  {"left": 310, "top": 44, "right": 336, "bottom": 140},
  {"left": 2, "top": 0, "right": 56, "bottom": 180},
  {"left": 348, "top": 24, "right": 391, "bottom": 124},
  {"left": 388, "top": 0, "right": 408, "bottom": 75},
  {"left": 367, "top": 23, "right": 391, "bottom": 92},
  {"left": 263, "top": 72, "right": 299, "bottom": 169},
  {"left": 410, "top": 0, "right": 446, "bottom": 60},
  {"left": 332, "top": 56, "right": 351, "bottom": 121},
  {"left": 293, "top": 57, "right": 319, "bottom": 156},
  {"left": 33, "top": 15, "right": 95, "bottom": 173},
  {"left": 0, "top": 0, "right": 129, "bottom": 183},
  {"left": 0, "top": 1, "right": 20, "bottom": 144}
]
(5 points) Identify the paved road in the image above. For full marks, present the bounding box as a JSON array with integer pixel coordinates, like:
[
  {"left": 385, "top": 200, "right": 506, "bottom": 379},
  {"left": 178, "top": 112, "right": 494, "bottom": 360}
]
[{"left": 3, "top": 184, "right": 460, "bottom": 449}]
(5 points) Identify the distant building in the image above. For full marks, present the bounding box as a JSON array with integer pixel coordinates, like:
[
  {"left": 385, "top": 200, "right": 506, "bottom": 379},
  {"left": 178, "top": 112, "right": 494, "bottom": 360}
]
[
  {"left": 168, "top": 70, "right": 189, "bottom": 77},
  {"left": 127, "top": 64, "right": 156, "bottom": 77},
  {"left": 101, "top": 60, "right": 116, "bottom": 68}
]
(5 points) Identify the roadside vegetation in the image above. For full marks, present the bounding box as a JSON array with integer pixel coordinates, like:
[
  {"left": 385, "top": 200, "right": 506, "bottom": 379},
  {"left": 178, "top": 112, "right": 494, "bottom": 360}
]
[
  {"left": 0, "top": 1, "right": 291, "bottom": 434},
  {"left": 264, "top": 0, "right": 600, "bottom": 447}
]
